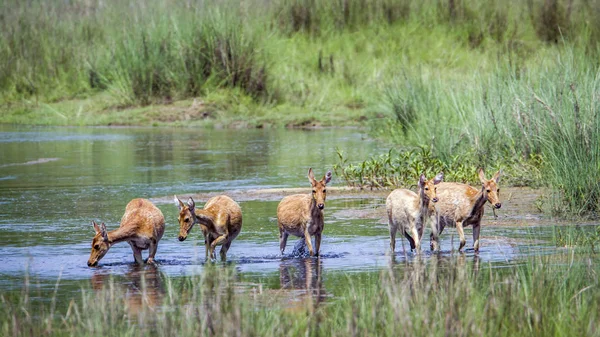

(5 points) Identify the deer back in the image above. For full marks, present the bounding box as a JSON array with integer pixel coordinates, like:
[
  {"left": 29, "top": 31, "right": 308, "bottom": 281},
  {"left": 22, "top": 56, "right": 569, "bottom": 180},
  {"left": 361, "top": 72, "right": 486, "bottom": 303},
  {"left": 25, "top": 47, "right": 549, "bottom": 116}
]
[
  {"left": 201, "top": 195, "right": 243, "bottom": 236},
  {"left": 435, "top": 182, "right": 481, "bottom": 223},
  {"left": 120, "top": 198, "right": 165, "bottom": 241}
]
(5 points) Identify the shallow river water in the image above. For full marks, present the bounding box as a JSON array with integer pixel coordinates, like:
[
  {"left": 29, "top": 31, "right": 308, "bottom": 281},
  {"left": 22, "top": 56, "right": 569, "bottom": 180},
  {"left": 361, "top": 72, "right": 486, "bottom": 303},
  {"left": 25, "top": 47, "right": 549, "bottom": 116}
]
[{"left": 0, "top": 125, "right": 561, "bottom": 306}]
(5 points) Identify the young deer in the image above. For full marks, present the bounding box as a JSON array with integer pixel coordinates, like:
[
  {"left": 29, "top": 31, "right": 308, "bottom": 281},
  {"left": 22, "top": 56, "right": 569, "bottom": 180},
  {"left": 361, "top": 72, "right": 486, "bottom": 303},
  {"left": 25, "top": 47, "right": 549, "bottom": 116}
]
[
  {"left": 430, "top": 168, "right": 502, "bottom": 252},
  {"left": 277, "top": 168, "right": 332, "bottom": 257},
  {"left": 87, "top": 198, "right": 165, "bottom": 267},
  {"left": 386, "top": 172, "right": 444, "bottom": 253},
  {"left": 175, "top": 195, "right": 242, "bottom": 261}
]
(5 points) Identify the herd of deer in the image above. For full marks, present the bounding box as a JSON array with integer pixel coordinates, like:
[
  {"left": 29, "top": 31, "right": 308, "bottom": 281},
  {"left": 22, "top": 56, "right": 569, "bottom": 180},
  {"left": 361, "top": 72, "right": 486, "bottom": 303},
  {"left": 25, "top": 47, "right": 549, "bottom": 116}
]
[{"left": 87, "top": 168, "right": 502, "bottom": 267}]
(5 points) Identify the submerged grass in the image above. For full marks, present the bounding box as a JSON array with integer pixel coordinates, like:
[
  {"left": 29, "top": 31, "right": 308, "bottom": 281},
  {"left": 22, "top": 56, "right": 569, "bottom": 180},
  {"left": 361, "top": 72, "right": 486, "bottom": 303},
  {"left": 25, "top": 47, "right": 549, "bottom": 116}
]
[{"left": 1, "top": 251, "right": 599, "bottom": 336}]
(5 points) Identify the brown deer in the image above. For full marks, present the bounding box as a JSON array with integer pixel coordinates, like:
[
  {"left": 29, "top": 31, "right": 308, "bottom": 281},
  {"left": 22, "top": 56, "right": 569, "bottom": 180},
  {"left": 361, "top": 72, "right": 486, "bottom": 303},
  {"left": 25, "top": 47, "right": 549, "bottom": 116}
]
[
  {"left": 175, "top": 195, "right": 243, "bottom": 261},
  {"left": 430, "top": 168, "right": 502, "bottom": 252},
  {"left": 386, "top": 172, "right": 443, "bottom": 253},
  {"left": 277, "top": 168, "right": 332, "bottom": 257},
  {"left": 87, "top": 198, "right": 165, "bottom": 267}
]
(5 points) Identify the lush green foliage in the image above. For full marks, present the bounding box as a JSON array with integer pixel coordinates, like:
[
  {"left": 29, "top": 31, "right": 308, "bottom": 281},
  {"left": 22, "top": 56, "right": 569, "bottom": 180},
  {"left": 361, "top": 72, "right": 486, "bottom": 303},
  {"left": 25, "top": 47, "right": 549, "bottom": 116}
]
[
  {"left": 2, "top": 252, "right": 599, "bottom": 336},
  {"left": 2, "top": 0, "right": 600, "bottom": 215}
]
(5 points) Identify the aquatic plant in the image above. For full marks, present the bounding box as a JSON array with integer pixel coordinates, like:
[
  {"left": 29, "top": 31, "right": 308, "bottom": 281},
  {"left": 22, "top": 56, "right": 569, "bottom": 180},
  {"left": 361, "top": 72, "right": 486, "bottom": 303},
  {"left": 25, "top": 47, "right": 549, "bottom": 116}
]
[
  {"left": 554, "top": 225, "right": 600, "bottom": 252},
  {"left": 333, "top": 146, "right": 539, "bottom": 190}
]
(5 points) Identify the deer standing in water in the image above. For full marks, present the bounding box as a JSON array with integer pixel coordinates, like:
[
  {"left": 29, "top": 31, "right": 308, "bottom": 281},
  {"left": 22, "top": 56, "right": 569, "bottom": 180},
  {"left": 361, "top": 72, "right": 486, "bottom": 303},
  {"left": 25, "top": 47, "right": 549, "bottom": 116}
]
[
  {"left": 175, "top": 195, "right": 242, "bottom": 261},
  {"left": 430, "top": 168, "right": 502, "bottom": 252},
  {"left": 277, "top": 168, "right": 332, "bottom": 257},
  {"left": 87, "top": 198, "right": 165, "bottom": 267},
  {"left": 386, "top": 172, "right": 444, "bottom": 253}
]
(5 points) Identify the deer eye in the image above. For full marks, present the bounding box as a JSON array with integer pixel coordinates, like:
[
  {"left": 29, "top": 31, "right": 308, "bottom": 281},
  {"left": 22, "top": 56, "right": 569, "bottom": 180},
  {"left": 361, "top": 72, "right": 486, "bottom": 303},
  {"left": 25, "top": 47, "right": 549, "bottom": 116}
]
[
  {"left": 184, "top": 218, "right": 190, "bottom": 223},
  {"left": 94, "top": 244, "right": 100, "bottom": 250},
  {"left": 312, "top": 190, "right": 316, "bottom": 194},
  {"left": 497, "top": 189, "right": 500, "bottom": 193},
  {"left": 323, "top": 189, "right": 326, "bottom": 193},
  {"left": 487, "top": 189, "right": 491, "bottom": 193},
  {"left": 425, "top": 187, "right": 429, "bottom": 191}
]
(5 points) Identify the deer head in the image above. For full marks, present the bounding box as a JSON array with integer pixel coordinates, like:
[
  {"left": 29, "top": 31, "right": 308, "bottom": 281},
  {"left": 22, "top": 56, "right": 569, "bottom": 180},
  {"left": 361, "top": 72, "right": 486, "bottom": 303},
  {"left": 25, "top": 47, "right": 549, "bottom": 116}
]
[
  {"left": 175, "top": 195, "right": 196, "bottom": 241},
  {"left": 478, "top": 168, "right": 502, "bottom": 209},
  {"left": 418, "top": 172, "right": 444, "bottom": 203},
  {"left": 88, "top": 221, "right": 110, "bottom": 267},
  {"left": 308, "top": 168, "right": 332, "bottom": 210}
]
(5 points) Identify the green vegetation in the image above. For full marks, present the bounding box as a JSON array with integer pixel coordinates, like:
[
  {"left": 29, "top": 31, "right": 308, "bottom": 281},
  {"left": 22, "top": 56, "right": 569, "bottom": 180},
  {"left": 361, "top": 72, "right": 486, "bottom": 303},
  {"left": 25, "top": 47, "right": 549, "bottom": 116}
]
[
  {"left": 2, "top": 251, "right": 599, "bottom": 336},
  {"left": 555, "top": 225, "right": 600, "bottom": 252},
  {"left": 2, "top": 0, "right": 600, "bottom": 215}
]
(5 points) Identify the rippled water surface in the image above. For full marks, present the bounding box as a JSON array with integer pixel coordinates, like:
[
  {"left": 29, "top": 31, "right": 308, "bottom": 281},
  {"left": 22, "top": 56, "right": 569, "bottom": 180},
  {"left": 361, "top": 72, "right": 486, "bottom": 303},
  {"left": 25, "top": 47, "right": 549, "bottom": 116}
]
[{"left": 0, "top": 125, "right": 559, "bottom": 304}]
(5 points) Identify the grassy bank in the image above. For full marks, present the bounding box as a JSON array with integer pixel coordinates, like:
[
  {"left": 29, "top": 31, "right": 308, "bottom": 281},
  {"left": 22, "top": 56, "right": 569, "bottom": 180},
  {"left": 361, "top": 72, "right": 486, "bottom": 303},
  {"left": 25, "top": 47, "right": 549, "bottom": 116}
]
[{"left": 2, "top": 249, "right": 599, "bottom": 336}]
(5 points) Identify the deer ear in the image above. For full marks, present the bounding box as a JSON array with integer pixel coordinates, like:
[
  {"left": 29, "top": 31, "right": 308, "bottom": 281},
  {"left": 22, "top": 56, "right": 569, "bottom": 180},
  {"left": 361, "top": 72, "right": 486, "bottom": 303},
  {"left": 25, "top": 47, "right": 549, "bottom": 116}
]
[
  {"left": 433, "top": 172, "right": 444, "bottom": 185},
  {"left": 174, "top": 195, "right": 185, "bottom": 210},
  {"left": 100, "top": 223, "right": 109, "bottom": 242},
  {"left": 92, "top": 221, "right": 101, "bottom": 234},
  {"left": 187, "top": 197, "right": 195, "bottom": 212},
  {"left": 324, "top": 171, "right": 332, "bottom": 184},
  {"left": 493, "top": 169, "right": 502, "bottom": 183},
  {"left": 419, "top": 173, "right": 426, "bottom": 187},
  {"left": 308, "top": 168, "right": 315, "bottom": 183},
  {"left": 478, "top": 168, "right": 487, "bottom": 184}
]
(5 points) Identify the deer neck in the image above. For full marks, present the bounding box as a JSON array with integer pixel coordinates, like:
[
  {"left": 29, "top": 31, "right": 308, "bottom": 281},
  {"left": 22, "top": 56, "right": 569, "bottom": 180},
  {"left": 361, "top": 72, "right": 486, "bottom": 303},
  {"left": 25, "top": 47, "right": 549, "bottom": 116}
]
[
  {"left": 309, "top": 196, "right": 323, "bottom": 218},
  {"left": 417, "top": 189, "right": 433, "bottom": 226},
  {"left": 194, "top": 209, "right": 216, "bottom": 231},
  {"left": 468, "top": 186, "right": 488, "bottom": 218},
  {"left": 106, "top": 226, "right": 137, "bottom": 245}
]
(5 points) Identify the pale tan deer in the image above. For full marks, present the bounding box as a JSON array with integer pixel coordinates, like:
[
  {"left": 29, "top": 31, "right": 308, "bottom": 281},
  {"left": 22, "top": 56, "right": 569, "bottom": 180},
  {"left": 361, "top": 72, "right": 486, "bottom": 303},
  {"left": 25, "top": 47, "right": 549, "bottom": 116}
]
[
  {"left": 430, "top": 168, "right": 502, "bottom": 252},
  {"left": 175, "top": 195, "right": 243, "bottom": 261},
  {"left": 277, "top": 168, "right": 332, "bottom": 257},
  {"left": 87, "top": 198, "right": 165, "bottom": 267},
  {"left": 386, "top": 172, "right": 443, "bottom": 253}
]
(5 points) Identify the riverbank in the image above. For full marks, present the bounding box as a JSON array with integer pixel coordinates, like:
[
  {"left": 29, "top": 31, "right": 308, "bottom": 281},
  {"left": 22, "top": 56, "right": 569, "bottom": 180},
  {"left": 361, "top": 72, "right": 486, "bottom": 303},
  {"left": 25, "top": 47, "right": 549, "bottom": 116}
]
[{"left": 0, "top": 92, "right": 371, "bottom": 128}]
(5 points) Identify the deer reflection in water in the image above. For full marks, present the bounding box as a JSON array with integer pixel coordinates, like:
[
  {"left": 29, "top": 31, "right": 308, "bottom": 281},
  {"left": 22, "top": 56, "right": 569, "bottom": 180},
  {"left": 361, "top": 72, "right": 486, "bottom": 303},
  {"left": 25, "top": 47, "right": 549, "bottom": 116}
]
[
  {"left": 387, "top": 253, "right": 481, "bottom": 298},
  {"left": 278, "top": 257, "right": 327, "bottom": 312},
  {"left": 90, "top": 264, "right": 164, "bottom": 320}
]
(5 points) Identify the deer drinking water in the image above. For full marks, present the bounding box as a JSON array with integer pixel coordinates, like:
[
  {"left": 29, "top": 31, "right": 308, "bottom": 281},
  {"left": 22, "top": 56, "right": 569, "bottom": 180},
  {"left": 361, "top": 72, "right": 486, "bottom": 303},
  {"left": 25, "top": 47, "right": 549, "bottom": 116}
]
[
  {"left": 386, "top": 172, "right": 444, "bottom": 253},
  {"left": 430, "top": 168, "right": 502, "bottom": 252},
  {"left": 277, "top": 168, "right": 332, "bottom": 257},
  {"left": 87, "top": 198, "right": 165, "bottom": 267},
  {"left": 175, "top": 195, "right": 242, "bottom": 261}
]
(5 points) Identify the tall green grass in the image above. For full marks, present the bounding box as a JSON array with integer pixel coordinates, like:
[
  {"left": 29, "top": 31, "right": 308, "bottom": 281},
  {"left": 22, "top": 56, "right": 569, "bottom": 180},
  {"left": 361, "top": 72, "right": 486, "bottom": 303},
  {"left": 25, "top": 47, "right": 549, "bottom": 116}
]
[
  {"left": 2, "top": 0, "right": 600, "bottom": 214},
  {"left": 2, "top": 252, "right": 598, "bottom": 336}
]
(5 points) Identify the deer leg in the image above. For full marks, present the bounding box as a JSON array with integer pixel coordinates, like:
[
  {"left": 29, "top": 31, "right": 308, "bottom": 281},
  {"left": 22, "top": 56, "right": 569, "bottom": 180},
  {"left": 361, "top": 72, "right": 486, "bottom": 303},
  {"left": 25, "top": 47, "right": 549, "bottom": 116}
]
[
  {"left": 430, "top": 215, "right": 440, "bottom": 251},
  {"left": 411, "top": 225, "right": 421, "bottom": 251},
  {"left": 314, "top": 233, "right": 322, "bottom": 257},
  {"left": 389, "top": 225, "right": 397, "bottom": 253},
  {"left": 456, "top": 221, "right": 466, "bottom": 252},
  {"left": 473, "top": 224, "right": 481, "bottom": 252},
  {"left": 128, "top": 242, "right": 143, "bottom": 265},
  {"left": 304, "top": 228, "right": 315, "bottom": 256},
  {"left": 210, "top": 233, "right": 229, "bottom": 260},
  {"left": 403, "top": 229, "right": 416, "bottom": 251},
  {"left": 279, "top": 227, "right": 289, "bottom": 255},
  {"left": 220, "top": 240, "right": 232, "bottom": 262},
  {"left": 205, "top": 234, "right": 214, "bottom": 261},
  {"left": 146, "top": 238, "right": 158, "bottom": 265}
]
